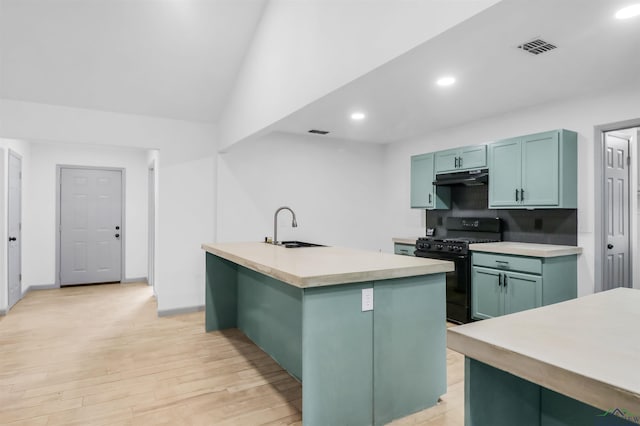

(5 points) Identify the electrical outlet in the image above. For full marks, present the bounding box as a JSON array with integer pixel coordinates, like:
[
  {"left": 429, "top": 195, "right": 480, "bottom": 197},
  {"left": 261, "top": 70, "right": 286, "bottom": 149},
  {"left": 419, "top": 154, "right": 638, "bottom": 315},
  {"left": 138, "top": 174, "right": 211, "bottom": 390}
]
[{"left": 362, "top": 288, "right": 373, "bottom": 311}]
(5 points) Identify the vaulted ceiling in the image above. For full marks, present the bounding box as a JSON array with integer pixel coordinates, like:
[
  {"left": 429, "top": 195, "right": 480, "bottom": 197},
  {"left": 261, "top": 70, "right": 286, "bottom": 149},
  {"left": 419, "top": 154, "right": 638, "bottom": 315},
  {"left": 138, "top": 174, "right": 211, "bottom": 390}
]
[
  {"left": 0, "top": 0, "right": 267, "bottom": 123},
  {"left": 2, "top": 0, "right": 639, "bottom": 144}
]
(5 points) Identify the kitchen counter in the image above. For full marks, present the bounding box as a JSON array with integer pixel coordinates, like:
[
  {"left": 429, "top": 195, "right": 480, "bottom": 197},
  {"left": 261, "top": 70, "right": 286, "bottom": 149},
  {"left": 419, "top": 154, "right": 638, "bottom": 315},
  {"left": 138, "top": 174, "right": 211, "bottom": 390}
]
[
  {"left": 448, "top": 288, "right": 640, "bottom": 425},
  {"left": 203, "top": 242, "right": 452, "bottom": 425},
  {"left": 392, "top": 237, "right": 420, "bottom": 245},
  {"left": 202, "top": 241, "right": 452, "bottom": 288},
  {"left": 469, "top": 241, "right": 582, "bottom": 257}
]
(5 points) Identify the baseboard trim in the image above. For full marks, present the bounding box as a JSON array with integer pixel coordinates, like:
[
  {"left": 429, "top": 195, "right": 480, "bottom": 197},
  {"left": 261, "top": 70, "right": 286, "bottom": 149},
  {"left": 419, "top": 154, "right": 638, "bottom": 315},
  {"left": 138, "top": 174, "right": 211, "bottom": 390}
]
[
  {"left": 158, "top": 305, "right": 205, "bottom": 317},
  {"left": 0, "top": 308, "right": 6, "bottom": 316},
  {"left": 121, "top": 277, "right": 148, "bottom": 284},
  {"left": 22, "top": 283, "right": 59, "bottom": 297}
]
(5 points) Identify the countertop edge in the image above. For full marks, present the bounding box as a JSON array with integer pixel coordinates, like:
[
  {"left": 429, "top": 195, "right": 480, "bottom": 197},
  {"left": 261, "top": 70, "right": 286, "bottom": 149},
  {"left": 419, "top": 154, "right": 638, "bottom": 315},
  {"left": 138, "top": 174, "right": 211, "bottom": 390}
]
[
  {"left": 392, "top": 237, "right": 419, "bottom": 245},
  {"left": 447, "top": 328, "right": 640, "bottom": 415},
  {"left": 202, "top": 243, "right": 454, "bottom": 289},
  {"left": 202, "top": 243, "right": 305, "bottom": 286},
  {"left": 469, "top": 244, "right": 583, "bottom": 258}
]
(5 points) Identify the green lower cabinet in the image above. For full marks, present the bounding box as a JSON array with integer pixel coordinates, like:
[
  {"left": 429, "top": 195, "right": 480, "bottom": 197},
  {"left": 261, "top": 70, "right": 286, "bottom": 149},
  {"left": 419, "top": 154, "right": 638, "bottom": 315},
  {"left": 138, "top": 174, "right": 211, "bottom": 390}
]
[
  {"left": 471, "top": 267, "right": 503, "bottom": 319},
  {"left": 472, "top": 267, "right": 542, "bottom": 319},
  {"left": 302, "top": 283, "right": 373, "bottom": 426},
  {"left": 466, "top": 358, "right": 638, "bottom": 426},
  {"left": 503, "top": 271, "right": 542, "bottom": 315},
  {"left": 205, "top": 253, "right": 446, "bottom": 426},
  {"left": 471, "top": 251, "right": 576, "bottom": 320},
  {"left": 394, "top": 242, "right": 416, "bottom": 256}
]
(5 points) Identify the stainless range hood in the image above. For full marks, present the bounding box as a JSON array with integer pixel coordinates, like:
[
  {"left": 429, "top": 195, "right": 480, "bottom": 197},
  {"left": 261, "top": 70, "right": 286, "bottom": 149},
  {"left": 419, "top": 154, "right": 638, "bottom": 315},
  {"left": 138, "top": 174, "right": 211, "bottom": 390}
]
[{"left": 433, "top": 168, "right": 489, "bottom": 186}]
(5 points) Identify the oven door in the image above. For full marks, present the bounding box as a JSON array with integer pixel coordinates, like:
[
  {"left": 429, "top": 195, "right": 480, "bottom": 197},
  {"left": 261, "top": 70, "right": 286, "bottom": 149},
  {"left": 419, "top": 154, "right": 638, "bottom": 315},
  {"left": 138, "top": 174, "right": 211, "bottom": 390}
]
[{"left": 415, "top": 251, "right": 470, "bottom": 324}]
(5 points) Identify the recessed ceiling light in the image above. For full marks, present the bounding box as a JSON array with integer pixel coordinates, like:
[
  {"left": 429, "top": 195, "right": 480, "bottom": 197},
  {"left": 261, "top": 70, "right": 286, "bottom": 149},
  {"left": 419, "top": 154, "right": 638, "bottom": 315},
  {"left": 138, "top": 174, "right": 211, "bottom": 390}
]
[
  {"left": 351, "top": 112, "right": 366, "bottom": 120},
  {"left": 436, "top": 76, "right": 456, "bottom": 87},
  {"left": 615, "top": 4, "right": 640, "bottom": 19}
]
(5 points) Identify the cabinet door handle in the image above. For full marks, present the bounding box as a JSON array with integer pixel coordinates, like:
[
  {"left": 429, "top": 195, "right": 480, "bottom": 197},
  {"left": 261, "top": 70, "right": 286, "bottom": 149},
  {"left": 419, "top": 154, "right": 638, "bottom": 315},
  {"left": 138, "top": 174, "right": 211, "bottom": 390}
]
[
  {"left": 458, "top": 156, "right": 463, "bottom": 168},
  {"left": 498, "top": 273, "right": 503, "bottom": 287},
  {"left": 504, "top": 275, "right": 508, "bottom": 289},
  {"left": 515, "top": 188, "right": 519, "bottom": 202},
  {"left": 454, "top": 157, "right": 458, "bottom": 168},
  {"left": 428, "top": 193, "right": 432, "bottom": 204},
  {"left": 520, "top": 189, "right": 524, "bottom": 202}
]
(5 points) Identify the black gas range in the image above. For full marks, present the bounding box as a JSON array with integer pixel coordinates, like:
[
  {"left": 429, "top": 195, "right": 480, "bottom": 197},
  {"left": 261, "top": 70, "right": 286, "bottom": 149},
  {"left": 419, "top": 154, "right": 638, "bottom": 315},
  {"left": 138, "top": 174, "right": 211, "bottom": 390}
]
[
  {"left": 414, "top": 217, "right": 501, "bottom": 324},
  {"left": 415, "top": 237, "right": 499, "bottom": 256}
]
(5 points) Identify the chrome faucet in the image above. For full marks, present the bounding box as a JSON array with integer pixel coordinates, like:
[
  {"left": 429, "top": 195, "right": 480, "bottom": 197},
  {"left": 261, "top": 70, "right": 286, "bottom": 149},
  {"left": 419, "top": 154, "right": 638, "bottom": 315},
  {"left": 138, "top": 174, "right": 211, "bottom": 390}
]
[{"left": 273, "top": 206, "right": 297, "bottom": 245}]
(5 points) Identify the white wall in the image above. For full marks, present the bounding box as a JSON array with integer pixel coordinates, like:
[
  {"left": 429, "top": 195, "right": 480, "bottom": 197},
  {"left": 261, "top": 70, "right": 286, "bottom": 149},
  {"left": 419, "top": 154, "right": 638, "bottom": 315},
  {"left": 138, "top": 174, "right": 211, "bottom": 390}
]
[
  {"left": 0, "top": 138, "right": 31, "bottom": 312},
  {"left": 25, "top": 142, "right": 149, "bottom": 287},
  {"left": 383, "top": 84, "right": 640, "bottom": 298},
  {"left": 217, "top": 132, "right": 386, "bottom": 251},
  {"left": 0, "top": 100, "right": 217, "bottom": 313},
  {"left": 218, "top": 0, "right": 501, "bottom": 151}
]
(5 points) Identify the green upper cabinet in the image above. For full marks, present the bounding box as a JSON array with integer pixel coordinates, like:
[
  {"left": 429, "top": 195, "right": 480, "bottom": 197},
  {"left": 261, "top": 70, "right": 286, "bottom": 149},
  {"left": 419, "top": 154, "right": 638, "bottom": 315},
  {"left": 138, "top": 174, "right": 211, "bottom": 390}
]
[
  {"left": 488, "top": 129, "right": 577, "bottom": 209},
  {"left": 410, "top": 153, "right": 450, "bottom": 209},
  {"left": 434, "top": 145, "right": 487, "bottom": 173}
]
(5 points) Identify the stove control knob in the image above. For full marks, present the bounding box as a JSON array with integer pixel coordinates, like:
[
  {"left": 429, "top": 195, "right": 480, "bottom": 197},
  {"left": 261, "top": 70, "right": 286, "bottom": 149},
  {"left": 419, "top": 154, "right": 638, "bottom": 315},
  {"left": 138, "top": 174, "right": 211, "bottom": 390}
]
[
  {"left": 455, "top": 246, "right": 462, "bottom": 252},
  {"left": 424, "top": 243, "right": 431, "bottom": 249},
  {"left": 447, "top": 246, "right": 454, "bottom": 251},
  {"left": 436, "top": 244, "right": 443, "bottom": 250}
]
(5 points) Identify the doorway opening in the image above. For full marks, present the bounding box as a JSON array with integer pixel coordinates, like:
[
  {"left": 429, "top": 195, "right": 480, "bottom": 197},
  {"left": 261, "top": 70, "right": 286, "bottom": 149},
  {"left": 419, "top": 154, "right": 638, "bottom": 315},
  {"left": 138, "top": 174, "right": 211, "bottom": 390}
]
[{"left": 595, "top": 120, "right": 640, "bottom": 292}]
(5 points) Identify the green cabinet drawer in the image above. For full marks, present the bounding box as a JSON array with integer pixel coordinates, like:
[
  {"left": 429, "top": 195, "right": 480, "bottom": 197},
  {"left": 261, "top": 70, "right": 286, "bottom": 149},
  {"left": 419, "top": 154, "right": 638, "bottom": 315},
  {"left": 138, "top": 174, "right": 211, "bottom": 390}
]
[
  {"left": 394, "top": 243, "right": 415, "bottom": 256},
  {"left": 472, "top": 252, "right": 542, "bottom": 275}
]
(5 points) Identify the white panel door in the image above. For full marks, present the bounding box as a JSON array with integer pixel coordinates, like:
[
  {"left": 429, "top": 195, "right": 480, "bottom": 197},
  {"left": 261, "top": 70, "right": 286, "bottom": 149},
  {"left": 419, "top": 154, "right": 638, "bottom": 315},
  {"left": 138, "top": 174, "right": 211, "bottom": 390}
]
[
  {"left": 60, "top": 168, "right": 122, "bottom": 285},
  {"left": 604, "top": 134, "right": 630, "bottom": 290},
  {"left": 8, "top": 152, "right": 22, "bottom": 309}
]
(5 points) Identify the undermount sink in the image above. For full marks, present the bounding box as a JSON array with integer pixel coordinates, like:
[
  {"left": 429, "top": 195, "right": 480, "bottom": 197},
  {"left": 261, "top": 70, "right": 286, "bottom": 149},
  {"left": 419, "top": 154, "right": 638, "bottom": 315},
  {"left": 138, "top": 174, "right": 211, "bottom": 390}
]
[{"left": 278, "top": 240, "right": 326, "bottom": 248}]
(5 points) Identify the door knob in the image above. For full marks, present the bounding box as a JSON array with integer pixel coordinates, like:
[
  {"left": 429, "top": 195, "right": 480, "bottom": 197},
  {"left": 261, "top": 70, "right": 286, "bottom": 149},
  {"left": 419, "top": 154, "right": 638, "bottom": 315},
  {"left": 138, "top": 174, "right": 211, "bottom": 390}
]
[
  {"left": 8, "top": 237, "right": 16, "bottom": 241},
  {"left": 607, "top": 243, "right": 614, "bottom": 249},
  {"left": 115, "top": 233, "right": 120, "bottom": 238}
]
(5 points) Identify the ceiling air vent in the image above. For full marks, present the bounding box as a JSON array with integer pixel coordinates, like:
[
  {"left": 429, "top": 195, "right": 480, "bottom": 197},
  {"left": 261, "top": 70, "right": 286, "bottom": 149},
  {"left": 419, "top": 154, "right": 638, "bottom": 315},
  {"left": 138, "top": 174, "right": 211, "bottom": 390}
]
[
  {"left": 517, "top": 38, "right": 557, "bottom": 55},
  {"left": 308, "top": 129, "right": 330, "bottom": 135}
]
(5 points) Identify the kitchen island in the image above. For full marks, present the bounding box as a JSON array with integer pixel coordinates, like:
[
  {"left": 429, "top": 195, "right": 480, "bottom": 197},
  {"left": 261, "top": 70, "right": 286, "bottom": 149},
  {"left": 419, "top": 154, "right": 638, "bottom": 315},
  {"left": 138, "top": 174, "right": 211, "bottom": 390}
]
[
  {"left": 202, "top": 242, "right": 454, "bottom": 426},
  {"left": 448, "top": 288, "right": 640, "bottom": 425}
]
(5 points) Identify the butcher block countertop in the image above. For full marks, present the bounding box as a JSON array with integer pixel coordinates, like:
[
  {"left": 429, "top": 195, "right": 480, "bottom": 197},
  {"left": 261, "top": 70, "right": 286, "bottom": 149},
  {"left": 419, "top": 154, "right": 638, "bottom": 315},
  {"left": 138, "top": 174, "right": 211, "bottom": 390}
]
[
  {"left": 470, "top": 241, "right": 582, "bottom": 257},
  {"left": 202, "top": 242, "right": 454, "bottom": 288},
  {"left": 448, "top": 288, "right": 640, "bottom": 415}
]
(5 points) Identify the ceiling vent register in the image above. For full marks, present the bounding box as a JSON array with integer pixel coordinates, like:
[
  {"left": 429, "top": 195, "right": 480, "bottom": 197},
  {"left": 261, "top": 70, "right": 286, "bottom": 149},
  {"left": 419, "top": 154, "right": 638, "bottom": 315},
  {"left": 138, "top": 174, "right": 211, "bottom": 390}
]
[{"left": 517, "top": 39, "right": 557, "bottom": 55}]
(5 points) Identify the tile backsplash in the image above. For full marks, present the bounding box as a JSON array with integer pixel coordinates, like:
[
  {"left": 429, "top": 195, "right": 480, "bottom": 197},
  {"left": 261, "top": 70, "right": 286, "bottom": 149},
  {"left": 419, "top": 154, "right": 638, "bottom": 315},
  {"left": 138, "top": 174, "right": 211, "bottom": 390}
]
[{"left": 425, "top": 185, "right": 577, "bottom": 245}]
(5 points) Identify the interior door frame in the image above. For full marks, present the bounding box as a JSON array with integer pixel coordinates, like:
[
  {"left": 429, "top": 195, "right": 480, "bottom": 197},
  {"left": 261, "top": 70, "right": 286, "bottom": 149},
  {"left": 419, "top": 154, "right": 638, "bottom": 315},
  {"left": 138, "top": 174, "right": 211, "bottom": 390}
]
[
  {"left": 594, "top": 118, "right": 640, "bottom": 293},
  {"left": 7, "top": 149, "right": 22, "bottom": 309},
  {"left": 147, "top": 163, "right": 155, "bottom": 293},
  {"left": 55, "top": 165, "right": 126, "bottom": 287}
]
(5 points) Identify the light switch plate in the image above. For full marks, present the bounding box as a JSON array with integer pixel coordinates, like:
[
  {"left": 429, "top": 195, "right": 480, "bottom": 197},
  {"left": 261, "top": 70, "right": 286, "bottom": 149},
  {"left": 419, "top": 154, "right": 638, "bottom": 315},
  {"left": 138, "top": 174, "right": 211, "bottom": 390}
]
[{"left": 362, "top": 288, "right": 373, "bottom": 311}]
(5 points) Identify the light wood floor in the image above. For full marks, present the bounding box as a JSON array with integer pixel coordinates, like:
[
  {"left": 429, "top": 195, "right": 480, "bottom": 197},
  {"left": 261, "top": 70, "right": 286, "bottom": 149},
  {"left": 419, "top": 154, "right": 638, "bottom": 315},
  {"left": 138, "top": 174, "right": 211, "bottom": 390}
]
[{"left": 0, "top": 283, "right": 464, "bottom": 425}]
